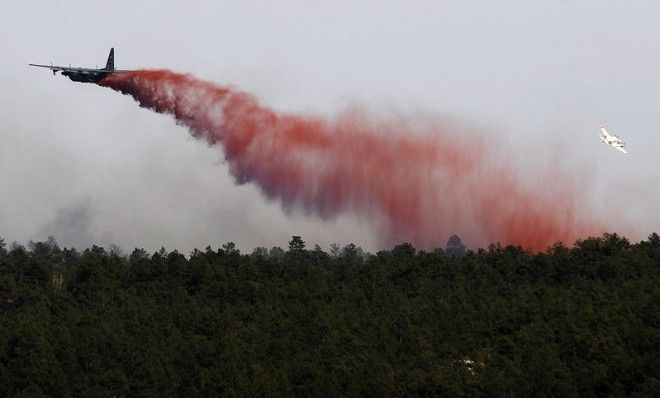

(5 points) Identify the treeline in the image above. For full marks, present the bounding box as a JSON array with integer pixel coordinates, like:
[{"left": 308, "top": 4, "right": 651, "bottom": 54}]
[{"left": 0, "top": 234, "right": 658, "bottom": 397}]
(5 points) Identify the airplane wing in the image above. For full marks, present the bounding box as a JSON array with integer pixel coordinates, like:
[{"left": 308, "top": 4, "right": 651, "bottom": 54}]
[
  {"left": 29, "top": 64, "right": 132, "bottom": 74},
  {"left": 615, "top": 145, "right": 629, "bottom": 155},
  {"left": 28, "top": 63, "right": 68, "bottom": 72}
]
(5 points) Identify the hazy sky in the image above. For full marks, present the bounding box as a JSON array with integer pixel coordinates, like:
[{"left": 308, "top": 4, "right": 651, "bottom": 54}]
[{"left": 1, "top": 1, "right": 658, "bottom": 253}]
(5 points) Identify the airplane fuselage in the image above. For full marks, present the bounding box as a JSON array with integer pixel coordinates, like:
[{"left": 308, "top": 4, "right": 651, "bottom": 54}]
[{"left": 60, "top": 69, "right": 111, "bottom": 83}]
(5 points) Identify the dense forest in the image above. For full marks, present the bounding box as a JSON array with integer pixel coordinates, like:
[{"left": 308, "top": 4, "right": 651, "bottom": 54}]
[{"left": 0, "top": 233, "right": 658, "bottom": 397}]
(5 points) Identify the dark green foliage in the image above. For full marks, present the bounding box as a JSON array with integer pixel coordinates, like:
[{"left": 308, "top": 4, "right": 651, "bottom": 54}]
[
  {"left": 446, "top": 234, "right": 466, "bottom": 258},
  {"left": 288, "top": 236, "right": 306, "bottom": 254},
  {"left": 0, "top": 234, "right": 658, "bottom": 396}
]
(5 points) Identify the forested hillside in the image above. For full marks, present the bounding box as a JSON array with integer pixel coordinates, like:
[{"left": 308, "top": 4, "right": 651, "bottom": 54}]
[{"left": 0, "top": 234, "right": 658, "bottom": 396}]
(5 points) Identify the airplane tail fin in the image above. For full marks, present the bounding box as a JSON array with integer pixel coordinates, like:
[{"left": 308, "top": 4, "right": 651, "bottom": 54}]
[{"left": 105, "top": 48, "right": 114, "bottom": 71}]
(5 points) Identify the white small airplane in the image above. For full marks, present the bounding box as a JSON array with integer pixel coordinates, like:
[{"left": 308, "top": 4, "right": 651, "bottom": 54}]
[{"left": 599, "top": 125, "right": 628, "bottom": 155}]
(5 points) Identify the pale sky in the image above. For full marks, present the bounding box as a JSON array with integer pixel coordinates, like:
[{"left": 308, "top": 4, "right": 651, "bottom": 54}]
[{"left": 1, "top": 1, "right": 658, "bottom": 253}]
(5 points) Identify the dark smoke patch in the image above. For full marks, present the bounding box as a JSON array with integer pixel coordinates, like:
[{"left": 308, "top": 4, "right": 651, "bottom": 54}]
[{"left": 35, "top": 200, "right": 117, "bottom": 250}]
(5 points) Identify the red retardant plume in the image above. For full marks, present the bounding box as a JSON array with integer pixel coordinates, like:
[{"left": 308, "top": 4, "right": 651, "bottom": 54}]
[{"left": 99, "top": 70, "right": 601, "bottom": 251}]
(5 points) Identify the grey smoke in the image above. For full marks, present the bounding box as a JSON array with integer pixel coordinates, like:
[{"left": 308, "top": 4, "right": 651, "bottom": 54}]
[{"left": 34, "top": 200, "right": 116, "bottom": 250}]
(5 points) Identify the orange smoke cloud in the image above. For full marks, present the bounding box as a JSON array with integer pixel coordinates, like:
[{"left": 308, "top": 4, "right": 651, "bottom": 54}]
[{"left": 99, "top": 70, "right": 601, "bottom": 251}]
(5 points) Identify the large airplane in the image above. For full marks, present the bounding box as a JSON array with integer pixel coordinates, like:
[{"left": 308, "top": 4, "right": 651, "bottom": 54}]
[
  {"left": 599, "top": 125, "right": 629, "bottom": 155},
  {"left": 29, "top": 48, "right": 131, "bottom": 83}
]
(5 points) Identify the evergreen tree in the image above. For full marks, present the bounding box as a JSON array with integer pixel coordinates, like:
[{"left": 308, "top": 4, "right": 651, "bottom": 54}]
[{"left": 0, "top": 233, "right": 657, "bottom": 396}]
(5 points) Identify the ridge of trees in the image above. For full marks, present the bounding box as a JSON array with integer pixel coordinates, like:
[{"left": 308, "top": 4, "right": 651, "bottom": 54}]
[{"left": 0, "top": 233, "right": 658, "bottom": 396}]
